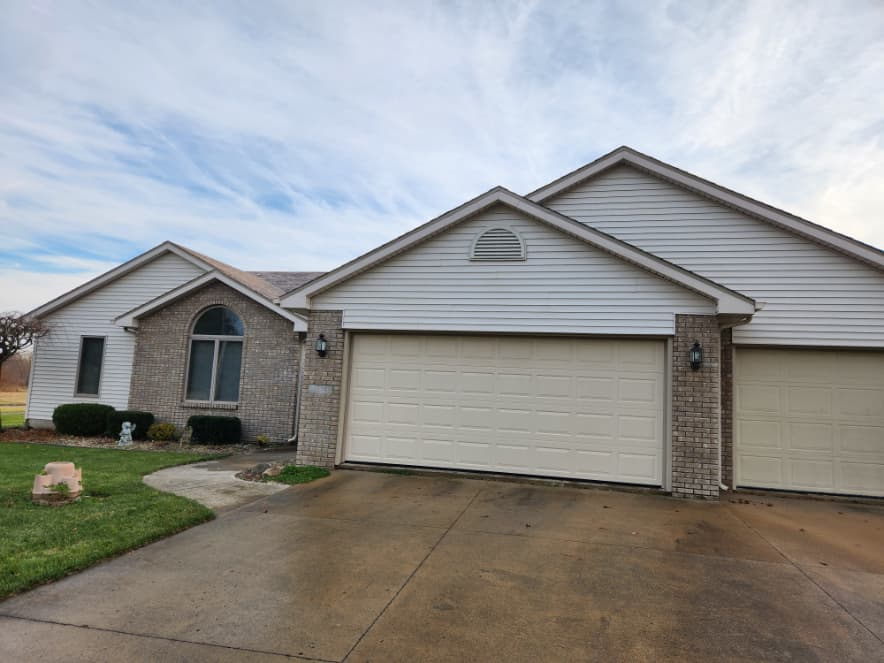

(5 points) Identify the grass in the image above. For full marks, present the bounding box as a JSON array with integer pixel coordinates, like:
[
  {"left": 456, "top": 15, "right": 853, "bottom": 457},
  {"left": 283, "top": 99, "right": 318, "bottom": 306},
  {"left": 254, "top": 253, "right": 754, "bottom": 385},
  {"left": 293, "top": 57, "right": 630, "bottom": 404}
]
[
  {"left": 0, "top": 443, "right": 220, "bottom": 599},
  {"left": 266, "top": 465, "right": 330, "bottom": 485},
  {"left": 0, "top": 390, "right": 26, "bottom": 430}
]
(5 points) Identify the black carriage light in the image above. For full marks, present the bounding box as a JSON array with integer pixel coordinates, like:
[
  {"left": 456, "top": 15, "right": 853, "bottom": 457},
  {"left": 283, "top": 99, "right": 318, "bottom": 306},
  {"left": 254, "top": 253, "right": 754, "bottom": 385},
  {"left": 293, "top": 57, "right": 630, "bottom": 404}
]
[
  {"left": 689, "top": 341, "right": 703, "bottom": 371},
  {"left": 315, "top": 334, "right": 328, "bottom": 357}
]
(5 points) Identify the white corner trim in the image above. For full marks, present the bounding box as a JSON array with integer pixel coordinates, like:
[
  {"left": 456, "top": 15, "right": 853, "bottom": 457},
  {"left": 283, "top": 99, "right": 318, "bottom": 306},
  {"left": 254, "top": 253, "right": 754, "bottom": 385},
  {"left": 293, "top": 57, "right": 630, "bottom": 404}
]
[
  {"left": 279, "top": 187, "right": 756, "bottom": 315},
  {"left": 28, "top": 241, "right": 216, "bottom": 319},
  {"left": 115, "top": 271, "right": 308, "bottom": 331},
  {"left": 528, "top": 147, "right": 884, "bottom": 271}
]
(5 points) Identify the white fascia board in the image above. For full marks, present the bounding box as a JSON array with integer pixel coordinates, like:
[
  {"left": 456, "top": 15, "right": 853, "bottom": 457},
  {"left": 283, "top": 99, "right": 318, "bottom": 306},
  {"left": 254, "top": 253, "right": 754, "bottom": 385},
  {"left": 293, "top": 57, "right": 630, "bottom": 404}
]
[
  {"left": 280, "top": 187, "right": 755, "bottom": 316},
  {"left": 28, "top": 242, "right": 215, "bottom": 319},
  {"left": 529, "top": 147, "right": 884, "bottom": 271},
  {"left": 115, "top": 271, "right": 308, "bottom": 331}
]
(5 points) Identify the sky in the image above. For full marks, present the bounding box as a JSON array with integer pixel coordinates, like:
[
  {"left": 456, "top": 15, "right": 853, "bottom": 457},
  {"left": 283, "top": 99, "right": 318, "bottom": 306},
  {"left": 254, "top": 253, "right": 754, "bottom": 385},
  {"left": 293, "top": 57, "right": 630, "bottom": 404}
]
[{"left": 2, "top": 0, "right": 883, "bottom": 313}]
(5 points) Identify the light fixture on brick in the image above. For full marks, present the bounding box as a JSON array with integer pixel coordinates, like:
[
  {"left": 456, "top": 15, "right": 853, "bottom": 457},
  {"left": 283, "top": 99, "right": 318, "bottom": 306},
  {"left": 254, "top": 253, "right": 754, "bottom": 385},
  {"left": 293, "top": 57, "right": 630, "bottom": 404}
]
[
  {"left": 315, "top": 333, "right": 328, "bottom": 357},
  {"left": 689, "top": 341, "right": 703, "bottom": 370}
]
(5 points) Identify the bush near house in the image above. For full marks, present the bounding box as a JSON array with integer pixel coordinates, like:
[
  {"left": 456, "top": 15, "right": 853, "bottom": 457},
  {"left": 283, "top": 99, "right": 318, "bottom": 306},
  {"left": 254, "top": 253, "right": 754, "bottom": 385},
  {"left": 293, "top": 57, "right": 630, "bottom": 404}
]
[
  {"left": 147, "top": 422, "right": 178, "bottom": 442},
  {"left": 186, "top": 415, "right": 241, "bottom": 445},
  {"left": 52, "top": 403, "right": 116, "bottom": 436},
  {"left": 105, "top": 410, "right": 155, "bottom": 440}
]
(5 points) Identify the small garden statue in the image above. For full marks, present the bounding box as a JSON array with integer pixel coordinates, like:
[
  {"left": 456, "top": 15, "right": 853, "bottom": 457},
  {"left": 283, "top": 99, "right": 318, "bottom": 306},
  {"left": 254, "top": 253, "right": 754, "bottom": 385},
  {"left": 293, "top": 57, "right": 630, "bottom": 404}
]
[{"left": 117, "top": 421, "right": 136, "bottom": 448}]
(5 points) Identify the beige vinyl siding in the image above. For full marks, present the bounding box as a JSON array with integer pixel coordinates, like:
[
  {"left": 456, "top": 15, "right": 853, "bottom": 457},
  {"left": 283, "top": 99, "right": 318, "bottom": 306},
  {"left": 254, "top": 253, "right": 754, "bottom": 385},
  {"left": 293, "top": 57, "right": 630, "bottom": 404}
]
[
  {"left": 545, "top": 165, "right": 884, "bottom": 347},
  {"left": 26, "top": 253, "right": 205, "bottom": 421},
  {"left": 312, "top": 204, "right": 714, "bottom": 334}
]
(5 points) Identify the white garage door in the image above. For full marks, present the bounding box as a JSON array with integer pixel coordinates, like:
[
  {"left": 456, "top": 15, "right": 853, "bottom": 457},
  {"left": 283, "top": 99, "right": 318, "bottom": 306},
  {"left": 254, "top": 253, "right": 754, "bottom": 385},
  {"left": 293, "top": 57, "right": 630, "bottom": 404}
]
[
  {"left": 344, "top": 334, "right": 665, "bottom": 485},
  {"left": 735, "top": 348, "right": 884, "bottom": 497}
]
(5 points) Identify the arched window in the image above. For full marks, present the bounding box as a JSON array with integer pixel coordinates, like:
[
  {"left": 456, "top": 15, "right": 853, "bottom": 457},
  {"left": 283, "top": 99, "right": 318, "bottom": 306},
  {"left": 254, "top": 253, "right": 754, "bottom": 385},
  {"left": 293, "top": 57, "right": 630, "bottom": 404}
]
[{"left": 186, "top": 307, "right": 244, "bottom": 402}]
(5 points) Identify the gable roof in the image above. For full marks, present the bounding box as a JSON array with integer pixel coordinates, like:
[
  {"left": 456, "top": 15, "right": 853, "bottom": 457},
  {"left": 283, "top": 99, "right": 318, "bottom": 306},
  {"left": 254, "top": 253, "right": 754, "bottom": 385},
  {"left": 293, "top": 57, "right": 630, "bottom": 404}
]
[
  {"left": 27, "top": 240, "right": 314, "bottom": 324},
  {"left": 28, "top": 241, "right": 214, "bottom": 319},
  {"left": 114, "top": 271, "right": 308, "bottom": 331},
  {"left": 278, "top": 186, "right": 757, "bottom": 315},
  {"left": 528, "top": 146, "right": 884, "bottom": 271}
]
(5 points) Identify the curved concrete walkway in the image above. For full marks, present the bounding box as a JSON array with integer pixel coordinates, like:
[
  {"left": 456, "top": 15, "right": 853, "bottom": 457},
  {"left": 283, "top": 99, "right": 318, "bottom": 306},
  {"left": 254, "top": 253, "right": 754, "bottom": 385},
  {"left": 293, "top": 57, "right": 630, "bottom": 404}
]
[{"left": 143, "top": 450, "right": 296, "bottom": 511}]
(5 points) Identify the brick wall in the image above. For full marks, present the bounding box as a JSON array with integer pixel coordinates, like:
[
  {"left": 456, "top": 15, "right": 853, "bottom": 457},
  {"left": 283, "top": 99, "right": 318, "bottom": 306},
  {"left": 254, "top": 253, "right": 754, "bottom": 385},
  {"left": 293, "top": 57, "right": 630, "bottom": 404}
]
[
  {"left": 295, "top": 310, "right": 344, "bottom": 468},
  {"left": 720, "top": 327, "right": 734, "bottom": 488},
  {"left": 671, "top": 314, "right": 721, "bottom": 499},
  {"left": 129, "top": 281, "right": 301, "bottom": 444}
]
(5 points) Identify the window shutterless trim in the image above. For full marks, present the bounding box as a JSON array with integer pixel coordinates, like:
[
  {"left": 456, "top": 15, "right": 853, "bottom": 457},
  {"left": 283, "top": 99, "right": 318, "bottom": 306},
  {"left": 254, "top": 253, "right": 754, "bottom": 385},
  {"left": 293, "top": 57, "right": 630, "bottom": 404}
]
[{"left": 74, "top": 335, "right": 106, "bottom": 398}]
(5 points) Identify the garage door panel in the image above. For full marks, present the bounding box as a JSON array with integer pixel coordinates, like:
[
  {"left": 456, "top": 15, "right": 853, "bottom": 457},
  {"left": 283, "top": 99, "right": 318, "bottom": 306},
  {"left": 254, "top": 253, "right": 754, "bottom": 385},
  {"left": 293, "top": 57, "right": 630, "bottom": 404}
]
[
  {"left": 618, "top": 454, "right": 658, "bottom": 482},
  {"left": 739, "top": 455, "right": 784, "bottom": 485},
  {"left": 738, "top": 384, "right": 781, "bottom": 414},
  {"left": 838, "top": 388, "right": 884, "bottom": 418},
  {"left": 788, "top": 422, "right": 834, "bottom": 452},
  {"left": 736, "top": 348, "right": 884, "bottom": 497},
  {"left": 840, "top": 463, "right": 884, "bottom": 494},
  {"left": 345, "top": 334, "right": 664, "bottom": 485},
  {"left": 841, "top": 425, "right": 883, "bottom": 454},
  {"left": 738, "top": 419, "right": 781, "bottom": 449},
  {"left": 788, "top": 387, "right": 831, "bottom": 415},
  {"left": 790, "top": 460, "right": 834, "bottom": 490},
  {"left": 577, "top": 377, "right": 615, "bottom": 400}
]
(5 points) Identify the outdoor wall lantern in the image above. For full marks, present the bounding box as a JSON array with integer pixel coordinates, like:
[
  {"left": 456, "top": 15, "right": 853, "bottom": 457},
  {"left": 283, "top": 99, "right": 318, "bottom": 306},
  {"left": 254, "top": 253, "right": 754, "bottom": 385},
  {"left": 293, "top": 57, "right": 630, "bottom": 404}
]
[
  {"left": 689, "top": 341, "right": 703, "bottom": 371},
  {"left": 315, "top": 334, "right": 328, "bottom": 357}
]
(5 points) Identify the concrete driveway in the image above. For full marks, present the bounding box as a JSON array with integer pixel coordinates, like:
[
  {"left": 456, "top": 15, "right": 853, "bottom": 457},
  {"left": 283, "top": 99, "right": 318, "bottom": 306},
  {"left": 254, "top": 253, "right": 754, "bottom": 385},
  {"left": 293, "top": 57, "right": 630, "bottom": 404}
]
[{"left": 1, "top": 471, "right": 883, "bottom": 662}]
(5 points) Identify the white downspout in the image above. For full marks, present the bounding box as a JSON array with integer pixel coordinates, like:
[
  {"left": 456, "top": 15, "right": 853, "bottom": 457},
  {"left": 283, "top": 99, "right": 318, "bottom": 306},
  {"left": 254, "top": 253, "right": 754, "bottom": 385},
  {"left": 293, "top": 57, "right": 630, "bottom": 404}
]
[
  {"left": 288, "top": 332, "right": 306, "bottom": 443},
  {"left": 719, "top": 333, "right": 729, "bottom": 492}
]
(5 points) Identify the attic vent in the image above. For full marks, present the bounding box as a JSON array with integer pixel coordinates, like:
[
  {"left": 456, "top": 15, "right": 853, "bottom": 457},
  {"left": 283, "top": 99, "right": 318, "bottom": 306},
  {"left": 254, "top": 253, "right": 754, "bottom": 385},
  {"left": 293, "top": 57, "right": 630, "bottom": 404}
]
[{"left": 470, "top": 228, "right": 526, "bottom": 261}]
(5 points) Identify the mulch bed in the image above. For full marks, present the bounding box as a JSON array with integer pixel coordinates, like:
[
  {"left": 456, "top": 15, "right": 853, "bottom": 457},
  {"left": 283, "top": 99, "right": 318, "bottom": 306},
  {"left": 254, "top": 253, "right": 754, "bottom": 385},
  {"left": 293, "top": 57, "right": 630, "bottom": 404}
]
[{"left": 0, "top": 428, "right": 262, "bottom": 455}]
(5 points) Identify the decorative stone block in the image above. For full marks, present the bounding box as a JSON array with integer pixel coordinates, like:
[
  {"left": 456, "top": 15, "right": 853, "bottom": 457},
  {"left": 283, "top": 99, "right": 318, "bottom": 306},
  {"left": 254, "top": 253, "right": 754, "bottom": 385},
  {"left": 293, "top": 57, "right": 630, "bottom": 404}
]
[{"left": 32, "top": 462, "right": 82, "bottom": 506}]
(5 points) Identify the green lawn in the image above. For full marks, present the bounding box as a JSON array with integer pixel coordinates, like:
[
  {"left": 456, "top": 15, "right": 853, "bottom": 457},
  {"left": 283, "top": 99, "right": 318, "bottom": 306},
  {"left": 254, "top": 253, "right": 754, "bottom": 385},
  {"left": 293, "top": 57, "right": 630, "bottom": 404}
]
[
  {"left": 0, "top": 443, "right": 220, "bottom": 599},
  {"left": 0, "top": 390, "right": 26, "bottom": 429},
  {"left": 0, "top": 410, "right": 25, "bottom": 428}
]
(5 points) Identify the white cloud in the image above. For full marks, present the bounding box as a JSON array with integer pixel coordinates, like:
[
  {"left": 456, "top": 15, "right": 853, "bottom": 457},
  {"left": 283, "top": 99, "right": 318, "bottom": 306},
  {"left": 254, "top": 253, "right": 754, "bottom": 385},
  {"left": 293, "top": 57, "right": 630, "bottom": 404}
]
[{"left": 1, "top": 0, "right": 883, "bottom": 312}]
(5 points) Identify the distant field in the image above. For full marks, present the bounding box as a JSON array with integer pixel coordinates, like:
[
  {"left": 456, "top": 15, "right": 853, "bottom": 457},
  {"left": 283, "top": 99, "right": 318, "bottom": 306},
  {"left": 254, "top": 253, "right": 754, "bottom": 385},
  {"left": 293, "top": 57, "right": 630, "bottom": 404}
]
[{"left": 0, "top": 390, "right": 27, "bottom": 429}]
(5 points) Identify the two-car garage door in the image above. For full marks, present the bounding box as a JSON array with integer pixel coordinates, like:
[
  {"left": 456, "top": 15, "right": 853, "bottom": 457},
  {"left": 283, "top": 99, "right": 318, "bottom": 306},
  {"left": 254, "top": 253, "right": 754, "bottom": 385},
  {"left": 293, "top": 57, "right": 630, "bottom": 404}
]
[
  {"left": 344, "top": 334, "right": 665, "bottom": 485},
  {"left": 735, "top": 348, "right": 884, "bottom": 497}
]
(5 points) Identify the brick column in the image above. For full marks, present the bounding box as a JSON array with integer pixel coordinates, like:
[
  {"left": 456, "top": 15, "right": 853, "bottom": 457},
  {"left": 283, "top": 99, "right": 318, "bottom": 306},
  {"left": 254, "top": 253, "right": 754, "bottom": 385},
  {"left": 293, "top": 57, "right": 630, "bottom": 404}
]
[
  {"left": 295, "top": 310, "right": 344, "bottom": 469},
  {"left": 671, "top": 315, "right": 721, "bottom": 499},
  {"left": 720, "top": 327, "right": 734, "bottom": 488}
]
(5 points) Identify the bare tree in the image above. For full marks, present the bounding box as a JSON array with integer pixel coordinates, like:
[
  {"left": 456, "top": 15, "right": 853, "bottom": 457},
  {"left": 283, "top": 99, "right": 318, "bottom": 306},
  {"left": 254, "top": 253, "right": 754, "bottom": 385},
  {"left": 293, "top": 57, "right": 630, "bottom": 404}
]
[{"left": 0, "top": 312, "right": 47, "bottom": 427}]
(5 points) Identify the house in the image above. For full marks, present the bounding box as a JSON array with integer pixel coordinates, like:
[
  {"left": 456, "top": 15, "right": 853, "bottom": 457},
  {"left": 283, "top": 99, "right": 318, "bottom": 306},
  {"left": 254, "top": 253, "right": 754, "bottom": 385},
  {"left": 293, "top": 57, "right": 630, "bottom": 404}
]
[{"left": 26, "top": 147, "right": 884, "bottom": 499}]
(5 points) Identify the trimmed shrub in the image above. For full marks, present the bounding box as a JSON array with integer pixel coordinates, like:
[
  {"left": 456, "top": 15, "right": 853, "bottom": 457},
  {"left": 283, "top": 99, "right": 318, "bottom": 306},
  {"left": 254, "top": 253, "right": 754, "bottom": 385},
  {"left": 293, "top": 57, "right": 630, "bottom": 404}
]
[
  {"left": 186, "top": 415, "right": 241, "bottom": 445},
  {"left": 52, "top": 403, "right": 116, "bottom": 436},
  {"left": 147, "top": 422, "right": 178, "bottom": 442},
  {"left": 106, "top": 410, "right": 154, "bottom": 440}
]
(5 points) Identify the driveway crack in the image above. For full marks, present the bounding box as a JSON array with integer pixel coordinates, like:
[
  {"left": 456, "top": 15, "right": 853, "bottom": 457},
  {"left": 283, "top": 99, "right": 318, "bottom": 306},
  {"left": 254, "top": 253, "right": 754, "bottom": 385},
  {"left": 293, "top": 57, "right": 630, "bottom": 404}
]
[
  {"left": 340, "top": 487, "right": 484, "bottom": 662},
  {"left": 0, "top": 613, "right": 336, "bottom": 662}
]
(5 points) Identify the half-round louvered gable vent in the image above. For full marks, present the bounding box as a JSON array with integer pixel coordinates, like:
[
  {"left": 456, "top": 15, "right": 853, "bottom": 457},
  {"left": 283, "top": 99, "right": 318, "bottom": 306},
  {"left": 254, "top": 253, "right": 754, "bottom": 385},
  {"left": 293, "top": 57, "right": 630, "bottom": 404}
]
[{"left": 470, "top": 227, "right": 526, "bottom": 261}]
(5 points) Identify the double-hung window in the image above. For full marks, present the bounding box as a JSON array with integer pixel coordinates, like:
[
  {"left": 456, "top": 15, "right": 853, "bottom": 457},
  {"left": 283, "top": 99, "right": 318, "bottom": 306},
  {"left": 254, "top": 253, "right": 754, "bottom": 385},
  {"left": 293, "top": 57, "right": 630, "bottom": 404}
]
[{"left": 186, "top": 307, "right": 244, "bottom": 403}]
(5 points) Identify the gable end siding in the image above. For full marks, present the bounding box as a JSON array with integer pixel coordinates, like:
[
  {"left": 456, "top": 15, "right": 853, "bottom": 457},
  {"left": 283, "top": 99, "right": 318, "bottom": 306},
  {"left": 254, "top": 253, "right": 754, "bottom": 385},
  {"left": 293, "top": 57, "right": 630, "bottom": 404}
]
[
  {"left": 545, "top": 165, "right": 884, "bottom": 347},
  {"left": 26, "top": 253, "right": 206, "bottom": 422},
  {"left": 311, "top": 204, "right": 714, "bottom": 335}
]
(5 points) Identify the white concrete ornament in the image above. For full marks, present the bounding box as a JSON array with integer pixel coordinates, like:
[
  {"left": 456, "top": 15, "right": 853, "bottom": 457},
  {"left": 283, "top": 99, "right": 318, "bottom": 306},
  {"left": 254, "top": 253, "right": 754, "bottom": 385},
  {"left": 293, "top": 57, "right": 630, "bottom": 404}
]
[{"left": 117, "top": 421, "right": 136, "bottom": 448}]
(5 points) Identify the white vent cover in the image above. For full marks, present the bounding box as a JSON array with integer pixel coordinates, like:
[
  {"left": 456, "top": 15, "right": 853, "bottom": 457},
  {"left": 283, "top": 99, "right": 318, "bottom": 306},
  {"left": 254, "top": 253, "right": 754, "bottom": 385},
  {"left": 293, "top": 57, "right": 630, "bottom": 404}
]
[{"left": 470, "top": 227, "right": 526, "bottom": 261}]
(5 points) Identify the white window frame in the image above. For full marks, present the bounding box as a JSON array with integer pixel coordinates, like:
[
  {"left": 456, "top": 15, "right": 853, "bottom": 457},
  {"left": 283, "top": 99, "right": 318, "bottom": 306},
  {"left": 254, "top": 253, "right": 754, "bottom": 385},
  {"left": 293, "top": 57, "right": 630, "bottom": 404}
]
[
  {"left": 184, "top": 306, "right": 245, "bottom": 405},
  {"left": 74, "top": 335, "right": 106, "bottom": 398}
]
